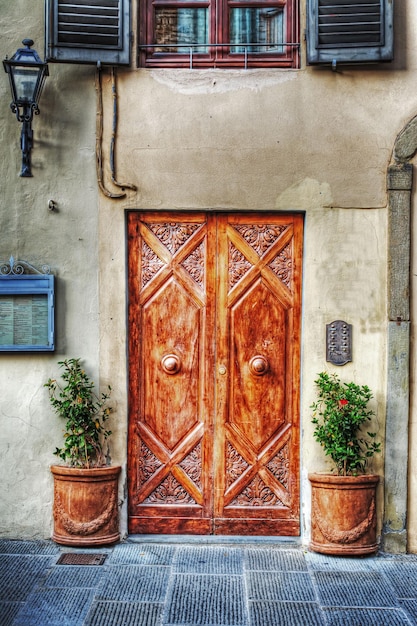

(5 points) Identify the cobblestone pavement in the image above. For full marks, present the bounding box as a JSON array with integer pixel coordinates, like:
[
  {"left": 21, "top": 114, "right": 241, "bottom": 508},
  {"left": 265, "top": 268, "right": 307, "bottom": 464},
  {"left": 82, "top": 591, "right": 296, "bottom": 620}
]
[{"left": 1, "top": 538, "right": 417, "bottom": 625}]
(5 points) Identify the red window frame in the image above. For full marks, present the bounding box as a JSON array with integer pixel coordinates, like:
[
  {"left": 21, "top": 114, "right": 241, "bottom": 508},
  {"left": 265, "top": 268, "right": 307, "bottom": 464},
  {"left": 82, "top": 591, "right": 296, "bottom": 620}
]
[{"left": 138, "top": 0, "right": 299, "bottom": 68}]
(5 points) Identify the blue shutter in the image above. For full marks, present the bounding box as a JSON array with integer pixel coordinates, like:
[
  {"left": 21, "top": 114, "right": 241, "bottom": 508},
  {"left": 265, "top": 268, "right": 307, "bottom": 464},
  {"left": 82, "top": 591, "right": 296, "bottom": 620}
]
[
  {"left": 307, "top": 0, "right": 394, "bottom": 65},
  {"left": 46, "top": 0, "right": 130, "bottom": 65}
]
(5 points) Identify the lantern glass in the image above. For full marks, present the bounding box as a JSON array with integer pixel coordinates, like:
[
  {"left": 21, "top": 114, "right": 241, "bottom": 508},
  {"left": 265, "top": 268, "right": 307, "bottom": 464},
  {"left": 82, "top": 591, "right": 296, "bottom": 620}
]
[{"left": 11, "top": 66, "right": 41, "bottom": 104}]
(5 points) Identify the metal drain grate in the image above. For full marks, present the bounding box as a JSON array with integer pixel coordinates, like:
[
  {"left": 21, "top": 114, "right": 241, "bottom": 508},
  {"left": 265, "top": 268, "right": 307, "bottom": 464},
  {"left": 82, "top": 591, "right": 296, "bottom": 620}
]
[{"left": 57, "top": 553, "right": 107, "bottom": 566}]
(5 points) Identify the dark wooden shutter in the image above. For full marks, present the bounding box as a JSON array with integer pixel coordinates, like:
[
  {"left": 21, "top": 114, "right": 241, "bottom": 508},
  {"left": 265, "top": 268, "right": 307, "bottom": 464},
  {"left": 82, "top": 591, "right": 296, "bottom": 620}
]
[
  {"left": 307, "top": 0, "right": 394, "bottom": 65},
  {"left": 46, "top": 0, "right": 130, "bottom": 65}
]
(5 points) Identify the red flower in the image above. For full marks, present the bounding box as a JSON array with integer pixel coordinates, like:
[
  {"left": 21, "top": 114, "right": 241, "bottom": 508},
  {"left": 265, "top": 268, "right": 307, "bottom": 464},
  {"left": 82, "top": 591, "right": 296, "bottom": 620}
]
[{"left": 338, "top": 399, "right": 349, "bottom": 408}]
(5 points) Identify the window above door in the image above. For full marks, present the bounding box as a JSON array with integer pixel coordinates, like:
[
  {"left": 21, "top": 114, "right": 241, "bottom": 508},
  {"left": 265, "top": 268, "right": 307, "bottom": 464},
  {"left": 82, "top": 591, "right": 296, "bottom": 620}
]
[
  {"left": 45, "top": 0, "right": 298, "bottom": 69},
  {"left": 139, "top": 0, "right": 300, "bottom": 68},
  {"left": 45, "top": 0, "right": 394, "bottom": 70}
]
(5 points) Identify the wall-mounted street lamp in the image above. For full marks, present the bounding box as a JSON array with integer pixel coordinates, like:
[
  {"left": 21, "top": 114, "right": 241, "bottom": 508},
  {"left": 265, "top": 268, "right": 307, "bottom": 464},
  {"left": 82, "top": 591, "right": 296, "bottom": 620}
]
[{"left": 3, "top": 39, "right": 48, "bottom": 177}]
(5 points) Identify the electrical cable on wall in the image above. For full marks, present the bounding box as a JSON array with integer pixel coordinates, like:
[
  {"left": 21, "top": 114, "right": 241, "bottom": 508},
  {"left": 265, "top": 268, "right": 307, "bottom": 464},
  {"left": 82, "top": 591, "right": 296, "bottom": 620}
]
[
  {"left": 111, "top": 68, "right": 137, "bottom": 192},
  {"left": 95, "top": 64, "right": 136, "bottom": 199}
]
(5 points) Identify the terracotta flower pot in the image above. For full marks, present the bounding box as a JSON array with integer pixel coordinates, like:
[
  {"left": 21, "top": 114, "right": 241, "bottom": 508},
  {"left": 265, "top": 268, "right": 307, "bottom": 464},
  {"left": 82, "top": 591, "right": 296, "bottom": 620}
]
[
  {"left": 309, "top": 472, "right": 379, "bottom": 556},
  {"left": 51, "top": 465, "right": 121, "bottom": 546}
]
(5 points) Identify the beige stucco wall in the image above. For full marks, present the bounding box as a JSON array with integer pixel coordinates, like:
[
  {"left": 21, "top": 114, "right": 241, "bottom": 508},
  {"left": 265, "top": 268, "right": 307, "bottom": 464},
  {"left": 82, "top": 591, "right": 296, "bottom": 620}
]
[
  {"left": 1, "top": 0, "right": 416, "bottom": 547},
  {"left": 0, "top": 2, "right": 100, "bottom": 537}
]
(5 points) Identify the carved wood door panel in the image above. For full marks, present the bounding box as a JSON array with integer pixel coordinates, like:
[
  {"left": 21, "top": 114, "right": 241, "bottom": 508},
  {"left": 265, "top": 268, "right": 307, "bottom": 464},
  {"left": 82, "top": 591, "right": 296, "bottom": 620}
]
[{"left": 127, "top": 212, "right": 303, "bottom": 535}]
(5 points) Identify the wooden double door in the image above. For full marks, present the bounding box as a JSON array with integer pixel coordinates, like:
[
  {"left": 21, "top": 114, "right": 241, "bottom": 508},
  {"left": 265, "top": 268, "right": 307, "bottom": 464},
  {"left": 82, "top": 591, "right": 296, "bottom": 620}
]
[{"left": 127, "top": 212, "right": 303, "bottom": 535}]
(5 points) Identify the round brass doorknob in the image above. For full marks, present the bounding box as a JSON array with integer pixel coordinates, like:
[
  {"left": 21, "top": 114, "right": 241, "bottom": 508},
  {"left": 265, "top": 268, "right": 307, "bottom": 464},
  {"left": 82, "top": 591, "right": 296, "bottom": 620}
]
[
  {"left": 161, "top": 354, "right": 181, "bottom": 375},
  {"left": 249, "top": 355, "right": 269, "bottom": 376}
]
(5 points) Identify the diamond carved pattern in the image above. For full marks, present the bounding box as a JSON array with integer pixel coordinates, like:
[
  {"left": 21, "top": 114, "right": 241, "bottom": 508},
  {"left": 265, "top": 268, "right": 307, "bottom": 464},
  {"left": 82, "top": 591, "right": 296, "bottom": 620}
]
[
  {"left": 267, "top": 445, "right": 289, "bottom": 489},
  {"left": 226, "top": 442, "right": 249, "bottom": 488},
  {"left": 233, "top": 224, "right": 287, "bottom": 257},
  {"left": 179, "top": 442, "right": 202, "bottom": 489},
  {"left": 269, "top": 242, "right": 292, "bottom": 289},
  {"left": 139, "top": 442, "right": 162, "bottom": 485},
  {"left": 229, "top": 243, "right": 252, "bottom": 290},
  {"left": 146, "top": 222, "right": 200, "bottom": 254},
  {"left": 129, "top": 212, "right": 302, "bottom": 534},
  {"left": 230, "top": 475, "right": 284, "bottom": 507},
  {"left": 144, "top": 473, "right": 195, "bottom": 504},
  {"left": 181, "top": 241, "right": 205, "bottom": 287},
  {"left": 141, "top": 241, "right": 164, "bottom": 287}
]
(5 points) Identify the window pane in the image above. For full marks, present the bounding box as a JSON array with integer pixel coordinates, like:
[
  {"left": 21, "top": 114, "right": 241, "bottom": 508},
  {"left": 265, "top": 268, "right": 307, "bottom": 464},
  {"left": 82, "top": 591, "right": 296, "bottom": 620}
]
[
  {"left": 155, "top": 8, "right": 209, "bottom": 53},
  {"left": 230, "top": 8, "right": 284, "bottom": 53}
]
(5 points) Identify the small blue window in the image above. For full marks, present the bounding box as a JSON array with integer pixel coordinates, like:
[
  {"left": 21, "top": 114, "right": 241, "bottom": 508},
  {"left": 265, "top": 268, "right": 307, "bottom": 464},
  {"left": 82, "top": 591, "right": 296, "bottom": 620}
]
[{"left": 0, "top": 275, "right": 55, "bottom": 352}]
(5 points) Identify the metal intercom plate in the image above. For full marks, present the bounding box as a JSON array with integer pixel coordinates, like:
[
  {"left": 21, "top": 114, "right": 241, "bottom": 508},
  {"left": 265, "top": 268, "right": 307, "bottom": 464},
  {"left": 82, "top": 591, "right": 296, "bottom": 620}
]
[{"left": 326, "top": 320, "right": 352, "bottom": 366}]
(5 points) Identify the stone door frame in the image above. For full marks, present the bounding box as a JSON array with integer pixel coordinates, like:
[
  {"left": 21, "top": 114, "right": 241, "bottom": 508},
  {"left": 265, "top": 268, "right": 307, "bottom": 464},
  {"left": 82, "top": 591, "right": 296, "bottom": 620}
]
[{"left": 384, "top": 117, "right": 417, "bottom": 552}]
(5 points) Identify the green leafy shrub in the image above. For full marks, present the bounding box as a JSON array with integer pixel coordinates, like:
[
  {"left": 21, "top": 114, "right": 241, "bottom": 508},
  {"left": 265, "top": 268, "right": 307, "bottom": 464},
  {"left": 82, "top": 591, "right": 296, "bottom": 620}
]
[
  {"left": 45, "top": 358, "right": 112, "bottom": 468},
  {"left": 311, "top": 371, "right": 380, "bottom": 476}
]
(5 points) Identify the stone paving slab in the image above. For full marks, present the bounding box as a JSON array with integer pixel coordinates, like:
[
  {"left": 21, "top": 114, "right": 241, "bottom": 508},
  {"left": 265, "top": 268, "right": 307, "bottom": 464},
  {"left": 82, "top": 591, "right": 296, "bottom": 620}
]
[
  {"left": 247, "top": 571, "right": 316, "bottom": 602},
  {"left": 97, "top": 564, "right": 171, "bottom": 603},
  {"left": 12, "top": 588, "right": 95, "bottom": 626},
  {"left": 0, "top": 540, "right": 60, "bottom": 556},
  {"left": 172, "top": 546, "right": 244, "bottom": 574},
  {"left": 373, "top": 561, "right": 417, "bottom": 598},
  {"left": 2, "top": 539, "right": 417, "bottom": 625},
  {"left": 42, "top": 565, "right": 105, "bottom": 589},
  {"left": 400, "top": 599, "right": 417, "bottom": 624},
  {"left": 313, "top": 570, "right": 398, "bottom": 608},
  {"left": 0, "top": 601, "right": 22, "bottom": 626},
  {"left": 323, "top": 607, "right": 413, "bottom": 625},
  {"left": 249, "top": 600, "right": 326, "bottom": 625},
  {"left": 0, "top": 554, "right": 53, "bottom": 601},
  {"left": 165, "top": 573, "right": 247, "bottom": 625},
  {"left": 245, "top": 547, "right": 308, "bottom": 572},
  {"left": 84, "top": 600, "right": 164, "bottom": 626},
  {"left": 305, "top": 551, "right": 374, "bottom": 571},
  {"left": 109, "top": 543, "right": 176, "bottom": 566}
]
